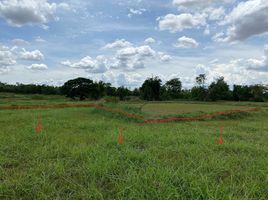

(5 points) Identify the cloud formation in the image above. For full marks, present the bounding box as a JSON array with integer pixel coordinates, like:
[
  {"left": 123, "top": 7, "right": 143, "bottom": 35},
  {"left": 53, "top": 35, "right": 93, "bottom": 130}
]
[
  {"left": 158, "top": 13, "right": 206, "bottom": 32},
  {"left": 128, "top": 8, "right": 146, "bottom": 18},
  {"left": 101, "top": 71, "right": 143, "bottom": 87},
  {"left": 61, "top": 56, "right": 108, "bottom": 74},
  {"left": 63, "top": 40, "right": 172, "bottom": 73},
  {"left": 0, "top": 0, "right": 69, "bottom": 26},
  {"left": 174, "top": 36, "right": 199, "bottom": 48},
  {"left": 173, "top": 0, "right": 234, "bottom": 10},
  {"left": 0, "top": 45, "right": 16, "bottom": 74},
  {"left": 12, "top": 39, "right": 30, "bottom": 46},
  {"left": 103, "top": 39, "right": 132, "bottom": 49},
  {"left": 111, "top": 44, "right": 171, "bottom": 70},
  {"left": 1, "top": 0, "right": 268, "bottom": 88},
  {"left": 144, "top": 37, "right": 156, "bottom": 45},
  {"left": 218, "top": 0, "right": 268, "bottom": 41},
  {"left": 27, "top": 63, "right": 48, "bottom": 70},
  {"left": 111, "top": 45, "right": 156, "bottom": 70},
  {"left": 20, "top": 49, "right": 44, "bottom": 61},
  {"left": 173, "top": 0, "right": 215, "bottom": 9},
  {"left": 195, "top": 45, "right": 268, "bottom": 85}
]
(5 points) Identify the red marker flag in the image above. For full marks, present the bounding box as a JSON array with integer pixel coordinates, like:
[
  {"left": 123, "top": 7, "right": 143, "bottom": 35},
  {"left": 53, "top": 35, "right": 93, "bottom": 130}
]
[
  {"left": 118, "top": 128, "right": 124, "bottom": 145},
  {"left": 218, "top": 123, "right": 224, "bottom": 145},
  {"left": 35, "top": 113, "right": 42, "bottom": 133}
]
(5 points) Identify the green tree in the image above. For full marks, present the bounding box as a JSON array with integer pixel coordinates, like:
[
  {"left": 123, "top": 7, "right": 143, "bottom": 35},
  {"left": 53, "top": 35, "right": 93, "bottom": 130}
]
[
  {"left": 207, "top": 76, "right": 231, "bottom": 101},
  {"left": 116, "top": 86, "right": 131, "bottom": 100},
  {"left": 196, "top": 74, "right": 206, "bottom": 87},
  {"left": 140, "top": 77, "right": 162, "bottom": 101},
  {"left": 191, "top": 74, "right": 207, "bottom": 101},
  {"left": 132, "top": 88, "right": 140, "bottom": 96},
  {"left": 249, "top": 84, "right": 266, "bottom": 102},
  {"left": 191, "top": 86, "right": 207, "bottom": 101},
  {"left": 164, "top": 78, "right": 182, "bottom": 99},
  {"left": 103, "top": 83, "right": 117, "bottom": 96},
  {"left": 233, "top": 85, "right": 251, "bottom": 101},
  {"left": 61, "top": 77, "right": 99, "bottom": 100}
]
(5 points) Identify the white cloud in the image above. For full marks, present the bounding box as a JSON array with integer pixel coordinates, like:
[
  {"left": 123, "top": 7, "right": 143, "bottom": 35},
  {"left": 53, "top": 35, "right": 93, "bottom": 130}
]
[
  {"left": 173, "top": 0, "right": 214, "bottom": 9},
  {"left": 0, "top": 67, "right": 10, "bottom": 74},
  {"left": 172, "top": 0, "right": 234, "bottom": 10},
  {"left": 112, "top": 45, "right": 156, "bottom": 70},
  {"left": 158, "top": 13, "right": 206, "bottom": 32},
  {"left": 116, "top": 47, "right": 139, "bottom": 60},
  {"left": 101, "top": 71, "right": 143, "bottom": 87},
  {"left": 128, "top": 8, "right": 146, "bottom": 18},
  {"left": 11, "top": 38, "right": 29, "bottom": 46},
  {"left": 195, "top": 45, "right": 268, "bottom": 85},
  {"left": 0, "top": 45, "right": 16, "bottom": 74},
  {"left": 208, "top": 7, "right": 225, "bottom": 21},
  {"left": 61, "top": 55, "right": 108, "bottom": 74},
  {"left": 136, "top": 45, "right": 156, "bottom": 57},
  {"left": 158, "top": 52, "right": 172, "bottom": 62},
  {"left": 20, "top": 49, "right": 44, "bottom": 61},
  {"left": 35, "top": 36, "right": 46, "bottom": 43},
  {"left": 219, "top": 0, "right": 268, "bottom": 41},
  {"left": 0, "top": 0, "right": 69, "bottom": 27},
  {"left": 63, "top": 38, "right": 172, "bottom": 74},
  {"left": 103, "top": 39, "right": 132, "bottom": 49},
  {"left": 40, "top": 24, "right": 50, "bottom": 30},
  {"left": 0, "top": 45, "right": 16, "bottom": 66},
  {"left": 174, "top": 36, "right": 199, "bottom": 48},
  {"left": 212, "top": 32, "right": 226, "bottom": 42},
  {"left": 62, "top": 56, "right": 95, "bottom": 69},
  {"left": 239, "top": 45, "right": 268, "bottom": 72},
  {"left": 207, "top": 60, "right": 268, "bottom": 85},
  {"left": 117, "top": 73, "right": 143, "bottom": 86},
  {"left": 195, "top": 63, "right": 208, "bottom": 73},
  {"left": 27, "top": 63, "right": 48, "bottom": 70},
  {"left": 209, "top": 59, "right": 219, "bottom": 64},
  {"left": 202, "top": 22, "right": 210, "bottom": 34},
  {"left": 144, "top": 37, "right": 156, "bottom": 45},
  {"left": 109, "top": 43, "right": 172, "bottom": 70},
  {"left": 116, "top": 45, "right": 155, "bottom": 61}
]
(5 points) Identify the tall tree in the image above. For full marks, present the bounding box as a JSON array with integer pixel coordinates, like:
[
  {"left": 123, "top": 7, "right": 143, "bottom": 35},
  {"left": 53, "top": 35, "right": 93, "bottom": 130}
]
[
  {"left": 116, "top": 86, "right": 131, "bottom": 100},
  {"left": 132, "top": 88, "right": 140, "bottom": 96},
  {"left": 191, "top": 74, "right": 207, "bottom": 101},
  {"left": 233, "top": 85, "right": 251, "bottom": 101},
  {"left": 249, "top": 84, "right": 267, "bottom": 102},
  {"left": 207, "top": 76, "right": 231, "bottom": 101},
  {"left": 164, "top": 78, "right": 182, "bottom": 99},
  {"left": 61, "top": 77, "right": 99, "bottom": 100},
  {"left": 140, "top": 77, "right": 162, "bottom": 101},
  {"left": 196, "top": 74, "right": 206, "bottom": 87}
]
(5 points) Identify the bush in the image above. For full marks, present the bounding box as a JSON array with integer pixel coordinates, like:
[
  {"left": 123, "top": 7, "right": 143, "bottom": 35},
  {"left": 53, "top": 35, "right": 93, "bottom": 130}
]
[{"left": 104, "top": 96, "right": 120, "bottom": 103}]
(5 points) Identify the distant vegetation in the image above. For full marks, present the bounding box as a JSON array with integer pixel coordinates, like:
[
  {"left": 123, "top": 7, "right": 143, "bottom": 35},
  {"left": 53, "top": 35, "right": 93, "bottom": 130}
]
[{"left": 1, "top": 74, "right": 267, "bottom": 102}]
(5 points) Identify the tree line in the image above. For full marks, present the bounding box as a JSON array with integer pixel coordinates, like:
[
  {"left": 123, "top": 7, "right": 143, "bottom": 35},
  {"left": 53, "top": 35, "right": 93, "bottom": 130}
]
[
  {"left": 0, "top": 75, "right": 267, "bottom": 102},
  {"left": 0, "top": 82, "right": 60, "bottom": 95}
]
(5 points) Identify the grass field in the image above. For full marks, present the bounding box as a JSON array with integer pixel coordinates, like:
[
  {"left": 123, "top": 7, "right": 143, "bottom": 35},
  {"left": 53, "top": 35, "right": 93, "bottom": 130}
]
[{"left": 0, "top": 93, "right": 268, "bottom": 199}]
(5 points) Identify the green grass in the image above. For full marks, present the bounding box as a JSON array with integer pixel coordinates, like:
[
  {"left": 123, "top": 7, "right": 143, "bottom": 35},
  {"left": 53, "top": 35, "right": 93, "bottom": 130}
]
[
  {"left": 141, "top": 102, "right": 250, "bottom": 116},
  {"left": 0, "top": 93, "right": 268, "bottom": 199}
]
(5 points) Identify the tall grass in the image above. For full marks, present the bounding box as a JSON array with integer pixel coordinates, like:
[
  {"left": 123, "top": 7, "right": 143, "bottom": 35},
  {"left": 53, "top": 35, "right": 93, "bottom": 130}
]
[{"left": 0, "top": 95, "right": 267, "bottom": 199}]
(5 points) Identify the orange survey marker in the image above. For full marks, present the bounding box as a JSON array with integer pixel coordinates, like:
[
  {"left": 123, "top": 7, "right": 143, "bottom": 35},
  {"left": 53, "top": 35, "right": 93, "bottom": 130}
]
[
  {"left": 35, "top": 113, "right": 42, "bottom": 133},
  {"left": 118, "top": 128, "right": 124, "bottom": 145},
  {"left": 218, "top": 123, "right": 224, "bottom": 145}
]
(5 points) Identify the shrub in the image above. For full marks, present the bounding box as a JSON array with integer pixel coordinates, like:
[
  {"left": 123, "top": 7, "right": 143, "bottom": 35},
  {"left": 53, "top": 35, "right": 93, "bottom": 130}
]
[{"left": 104, "top": 96, "right": 120, "bottom": 103}]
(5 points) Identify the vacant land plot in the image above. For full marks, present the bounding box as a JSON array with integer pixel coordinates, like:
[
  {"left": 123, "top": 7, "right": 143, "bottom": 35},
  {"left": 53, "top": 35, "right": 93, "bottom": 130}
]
[
  {"left": 0, "top": 94, "right": 268, "bottom": 199},
  {"left": 141, "top": 102, "right": 250, "bottom": 116}
]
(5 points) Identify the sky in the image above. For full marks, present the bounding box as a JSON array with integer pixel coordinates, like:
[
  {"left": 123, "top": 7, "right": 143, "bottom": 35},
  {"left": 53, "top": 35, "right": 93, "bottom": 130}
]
[{"left": 0, "top": 0, "right": 268, "bottom": 88}]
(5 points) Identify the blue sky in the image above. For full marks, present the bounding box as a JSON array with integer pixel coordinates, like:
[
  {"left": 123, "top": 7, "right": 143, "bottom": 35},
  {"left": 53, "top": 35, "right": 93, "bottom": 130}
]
[{"left": 0, "top": 0, "right": 268, "bottom": 88}]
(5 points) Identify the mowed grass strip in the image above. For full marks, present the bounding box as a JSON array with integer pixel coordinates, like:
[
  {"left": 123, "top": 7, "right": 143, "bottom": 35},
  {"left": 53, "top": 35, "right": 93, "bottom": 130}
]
[{"left": 0, "top": 97, "right": 268, "bottom": 199}]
